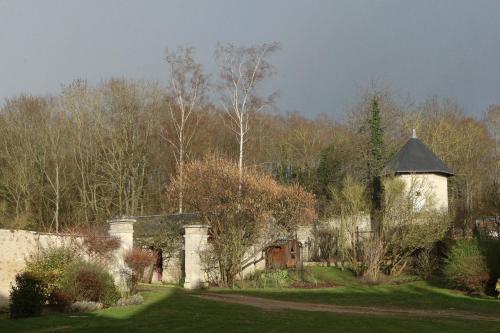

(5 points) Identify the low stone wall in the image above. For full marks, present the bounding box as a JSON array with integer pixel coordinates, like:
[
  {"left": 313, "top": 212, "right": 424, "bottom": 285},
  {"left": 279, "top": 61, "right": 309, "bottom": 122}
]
[
  {"left": 240, "top": 246, "right": 266, "bottom": 278},
  {"left": 0, "top": 229, "right": 82, "bottom": 308},
  {"left": 0, "top": 218, "right": 133, "bottom": 308},
  {"left": 0, "top": 221, "right": 322, "bottom": 303}
]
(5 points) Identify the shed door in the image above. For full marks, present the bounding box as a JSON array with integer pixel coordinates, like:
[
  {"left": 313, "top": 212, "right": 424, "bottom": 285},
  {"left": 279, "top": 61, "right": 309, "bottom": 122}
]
[{"left": 266, "top": 246, "right": 287, "bottom": 269}]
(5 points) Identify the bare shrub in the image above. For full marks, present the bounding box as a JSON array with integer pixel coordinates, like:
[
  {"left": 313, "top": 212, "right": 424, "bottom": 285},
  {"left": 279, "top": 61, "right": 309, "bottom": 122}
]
[
  {"left": 413, "top": 248, "right": 439, "bottom": 280},
  {"left": 358, "top": 237, "right": 385, "bottom": 283},
  {"left": 380, "top": 178, "right": 451, "bottom": 276},
  {"left": 333, "top": 176, "right": 369, "bottom": 273},
  {"left": 124, "top": 248, "right": 156, "bottom": 293},
  {"left": 326, "top": 176, "right": 450, "bottom": 282},
  {"left": 82, "top": 233, "right": 120, "bottom": 265},
  {"left": 167, "top": 154, "right": 316, "bottom": 287},
  {"left": 317, "top": 226, "right": 337, "bottom": 266}
]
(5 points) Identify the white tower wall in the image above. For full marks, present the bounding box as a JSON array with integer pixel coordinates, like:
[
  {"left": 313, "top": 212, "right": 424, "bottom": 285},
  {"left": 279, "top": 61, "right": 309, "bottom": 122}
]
[{"left": 396, "top": 173, "right": 449, "bottom": 211}]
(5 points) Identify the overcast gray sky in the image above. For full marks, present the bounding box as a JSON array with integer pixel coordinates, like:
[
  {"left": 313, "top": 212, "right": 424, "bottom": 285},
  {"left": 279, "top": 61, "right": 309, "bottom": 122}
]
[{"left": 1, "top": 0, "right": 499, "bottom": 118}]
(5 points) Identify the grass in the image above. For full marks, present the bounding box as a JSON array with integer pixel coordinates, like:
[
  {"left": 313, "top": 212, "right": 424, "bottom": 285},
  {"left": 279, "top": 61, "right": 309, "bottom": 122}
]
[
  {"left": 0, "top": 269, "right": 498, "bottom": 333},
  {"left": 220, "top": 266, "right": 500, "bottom": 316}
]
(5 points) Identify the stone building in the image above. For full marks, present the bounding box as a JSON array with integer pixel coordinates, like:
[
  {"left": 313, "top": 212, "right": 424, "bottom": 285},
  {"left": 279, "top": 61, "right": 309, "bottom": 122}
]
[{"left": 380, "top": 130, "right": 454, "bottom": 211}]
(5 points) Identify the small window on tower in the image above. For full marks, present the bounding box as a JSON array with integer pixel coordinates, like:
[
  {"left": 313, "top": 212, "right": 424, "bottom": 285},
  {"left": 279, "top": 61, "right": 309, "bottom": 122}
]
[{"left": 414, "top": 191, "right": 425, "bottom": 211}]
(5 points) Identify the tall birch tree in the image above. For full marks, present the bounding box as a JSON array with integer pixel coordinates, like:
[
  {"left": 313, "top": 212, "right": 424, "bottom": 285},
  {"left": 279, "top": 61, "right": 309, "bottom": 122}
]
[
  {"left": 215, "top": 42, "right": 279, "bottom": 195},
  {"left": 164, "top": 47, "right": 208, "bottom": 213}
]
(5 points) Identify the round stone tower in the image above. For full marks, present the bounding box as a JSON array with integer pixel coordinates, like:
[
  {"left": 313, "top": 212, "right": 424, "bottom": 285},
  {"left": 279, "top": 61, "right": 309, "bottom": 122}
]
[{"left": 380, "top": 130, "right": 454, "bottom": 211}]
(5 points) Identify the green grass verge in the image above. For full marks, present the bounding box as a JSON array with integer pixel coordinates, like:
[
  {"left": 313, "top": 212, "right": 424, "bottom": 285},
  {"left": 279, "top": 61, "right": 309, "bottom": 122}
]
[{"left": 0, "top": 281, "right": 498, "bottom": 333}]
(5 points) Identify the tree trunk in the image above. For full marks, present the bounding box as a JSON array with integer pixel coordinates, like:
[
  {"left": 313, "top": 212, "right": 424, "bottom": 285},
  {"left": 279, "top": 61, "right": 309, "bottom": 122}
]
[
  {"left": 55, "top": 164, "right": 59, "bottom": 233},
  {"left": 238, "top": 119, "right": 244, "bottom": 198},
  {"left": 179, "top": 120, "right": 184, "bottom": 214}
]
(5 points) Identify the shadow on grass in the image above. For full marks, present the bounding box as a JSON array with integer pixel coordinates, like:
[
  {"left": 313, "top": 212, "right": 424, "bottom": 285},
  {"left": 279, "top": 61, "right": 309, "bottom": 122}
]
[{"left": 1, "top": 284, "right": 499, "bottom": 333}]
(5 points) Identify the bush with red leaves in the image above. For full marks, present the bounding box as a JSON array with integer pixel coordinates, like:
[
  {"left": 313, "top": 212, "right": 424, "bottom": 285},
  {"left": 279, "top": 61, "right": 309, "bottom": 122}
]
[
  {"left": 124, "top": 248, "right": 156, "bottom": 292},
  {"left": 59, "top": 261, "right": 119, "bottom": 307},
  {"left": 82, "top": 233, "right": 120, "bottom": 264}
]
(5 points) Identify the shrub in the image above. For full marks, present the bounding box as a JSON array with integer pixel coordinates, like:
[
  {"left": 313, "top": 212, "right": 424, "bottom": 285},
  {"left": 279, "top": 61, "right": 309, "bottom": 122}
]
[
  {"left": 261, "top": 270, "right": 289, "bottom": 288},
  {"left": 82, "top": 233, "right": 120, "bottom": 264},
  {"left": 117, "top": 294, "right": 144, "bottom": 307},
  {"left": 413, "top": 248, "right": 439, "bottom": 280},
  {"left": 244, "top": 270, "right": 290, "bottom": 288},
  {"left": 59, "top": 261, "right": 119, "bottom": 307},
  {"left": 24, "top": 245, "right": 80, "bottom": 304},
  {"left": 444, "top": 239, "right": 489, "bottom": 293},
  {"left": 478, "top": 238, "right": 500, "bottom": 294},
  {"left": 69, "top": 301, "right": 103, "bottom": 313},
  {"left": 124, "top": 247, "right": 156, "bottom": 293},
  {"left": 9, "top": 272, "right": 47, "bottom": 319},
  {"left": 358, "top": 237, "right": 385, "bottom": 283},
  {"left": 317, "top": 226, "right": 337, "bottom": 266}
]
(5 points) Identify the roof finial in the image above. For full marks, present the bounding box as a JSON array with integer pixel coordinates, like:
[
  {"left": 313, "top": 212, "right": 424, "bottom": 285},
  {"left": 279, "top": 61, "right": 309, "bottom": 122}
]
[{"left": 412, "top": 128, "right": 417, "bottom": 139}]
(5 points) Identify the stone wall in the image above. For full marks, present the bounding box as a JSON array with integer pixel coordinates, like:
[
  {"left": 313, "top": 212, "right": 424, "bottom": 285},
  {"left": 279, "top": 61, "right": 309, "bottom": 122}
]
[
  {"left": 163, "top": 254, "right": 184, "bottom": 284},
  {"left": 240, "top": 247, "right": 266, "bottom": 278},
  {"left": 0, "top": 218, "right": 133, "bottom": 308},
  {"left": 149, "top": 252, "right": 183, "bottom": 285},
  {"left": 0, "top": 229, "right": 83, "bottom": 308},
  {"left": 0, "top": 220, "right": 322, "bottom": 302}
]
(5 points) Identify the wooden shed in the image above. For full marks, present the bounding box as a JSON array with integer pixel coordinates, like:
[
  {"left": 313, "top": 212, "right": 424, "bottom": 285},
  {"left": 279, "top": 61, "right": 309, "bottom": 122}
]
[{"left": 265, "top": 239, "right": 301, "bottom": 269}]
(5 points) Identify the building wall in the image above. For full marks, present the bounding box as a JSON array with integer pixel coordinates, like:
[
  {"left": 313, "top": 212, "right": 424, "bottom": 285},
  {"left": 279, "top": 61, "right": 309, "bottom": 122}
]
[{"left": 397, "top": 173, "right": 449, "bottom": 211}]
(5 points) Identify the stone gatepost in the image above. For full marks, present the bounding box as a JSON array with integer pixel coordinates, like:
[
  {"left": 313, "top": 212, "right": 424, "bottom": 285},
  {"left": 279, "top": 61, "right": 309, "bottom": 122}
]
[
  {"left": 297, "top": 226, "right": 312, "bottom": 262},
  {"left": 108, "top": 217, "right": 136, "bottom": 293},
  {"left": 183, "top": 225, "right": 209, "bottom": 289}
]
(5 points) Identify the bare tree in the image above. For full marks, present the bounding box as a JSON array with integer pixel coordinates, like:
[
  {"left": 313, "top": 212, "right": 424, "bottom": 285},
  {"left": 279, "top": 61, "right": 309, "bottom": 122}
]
[
  {"left": 163, "top": 47, "right": 208, "bottom": 213},
  {"left": 215, "top": 42, "right": 279, "bottom": 195},
  {"left": 40, "top": 104, "right": 68, "bottom": 233},
  {"left": 97, "top": 79, "right": 160, "bottom": 217},
  {"left": 166, "top": 154, "right": 316, "bottom": 286},
  {"left": 485, "top": 105, "right": 499, "bottom": 179},
  {"left": 0, "top": 96, "right": 47, "bottom": 228},
  {"left": 61, "top": 80, "right": 103, "bottom": 227},
  {"left": 335, "top": 176, "right": 369, "bottom": 273}
]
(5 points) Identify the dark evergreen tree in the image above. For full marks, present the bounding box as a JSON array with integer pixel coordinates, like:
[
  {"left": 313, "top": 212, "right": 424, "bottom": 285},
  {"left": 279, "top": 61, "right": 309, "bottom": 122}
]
[
  {"left": 368, "top": 97, "right": 384, "bottom": 214},
  {"left": 315, "top": 147, "right": 334, "bottom": 214}
]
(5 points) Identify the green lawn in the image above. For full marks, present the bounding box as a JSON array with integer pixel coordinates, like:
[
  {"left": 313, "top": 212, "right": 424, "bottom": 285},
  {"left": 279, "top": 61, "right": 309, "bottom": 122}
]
[
  {"left": 0, "top": 268, "right": 499, "bottom": 333},
  {"left": 220, "top": 266, "right": 500, "bottom": 316}
]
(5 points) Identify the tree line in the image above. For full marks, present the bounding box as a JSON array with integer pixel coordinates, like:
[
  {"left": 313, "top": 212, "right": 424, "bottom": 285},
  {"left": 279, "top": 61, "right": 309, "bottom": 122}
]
[{"left": 0, "top": 44, "right": 498, "bottom": 233}]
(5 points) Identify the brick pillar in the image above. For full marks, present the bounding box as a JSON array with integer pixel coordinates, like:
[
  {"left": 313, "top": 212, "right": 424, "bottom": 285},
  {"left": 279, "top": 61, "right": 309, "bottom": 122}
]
[
  {"left": 183, "top": 225, "right": 209, "bottom": 289},
  {"left": 108, "top": 217, "right": 136, "bottom": 293}
]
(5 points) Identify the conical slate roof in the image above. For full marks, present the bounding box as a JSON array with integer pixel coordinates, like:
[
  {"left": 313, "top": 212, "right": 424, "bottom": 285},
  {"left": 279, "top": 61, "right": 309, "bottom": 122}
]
[{"left": 381, "top": 137, "right": 453, "bottom": 177}]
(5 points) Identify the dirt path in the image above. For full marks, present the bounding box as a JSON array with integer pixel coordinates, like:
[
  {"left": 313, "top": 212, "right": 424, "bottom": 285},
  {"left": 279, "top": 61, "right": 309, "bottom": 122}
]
[{"left": 193, "top": 293, "right": 500, "bottom": 322}]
